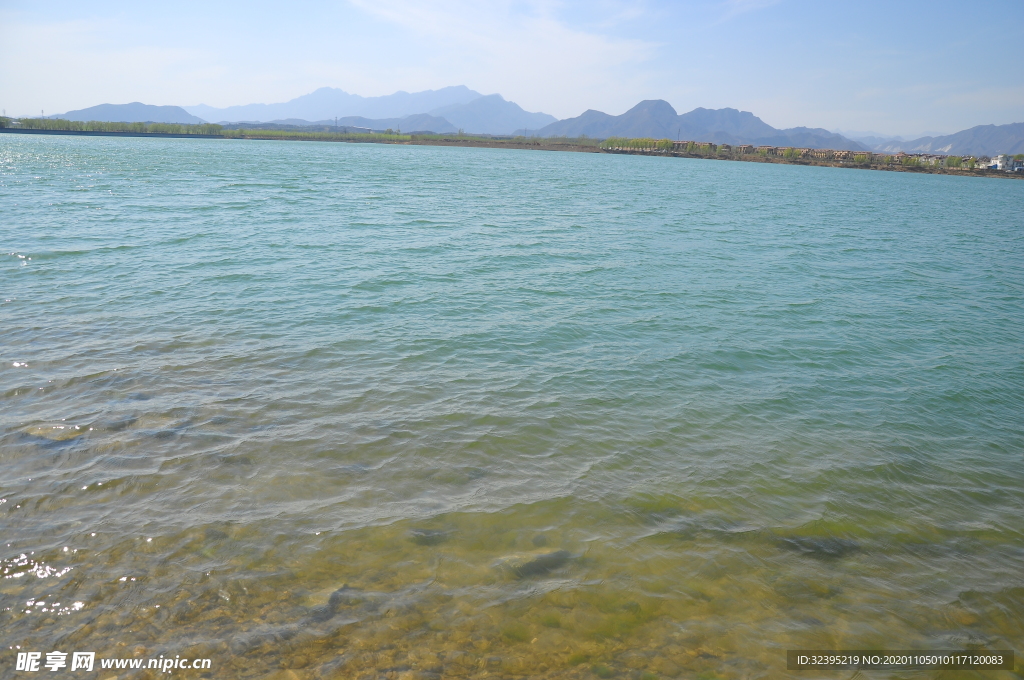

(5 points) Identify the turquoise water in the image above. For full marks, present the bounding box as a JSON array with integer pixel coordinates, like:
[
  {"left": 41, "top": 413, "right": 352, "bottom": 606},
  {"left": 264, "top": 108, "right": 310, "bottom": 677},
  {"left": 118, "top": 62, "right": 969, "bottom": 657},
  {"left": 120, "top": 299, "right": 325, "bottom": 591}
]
[{"left": 2, "top": 135, "right": 1023, "bottom": 679}]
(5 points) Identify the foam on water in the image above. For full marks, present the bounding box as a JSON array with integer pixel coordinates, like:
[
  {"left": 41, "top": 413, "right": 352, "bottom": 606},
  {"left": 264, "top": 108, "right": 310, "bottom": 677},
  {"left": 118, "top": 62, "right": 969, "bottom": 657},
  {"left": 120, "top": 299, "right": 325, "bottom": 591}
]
[{"left": 1, "top": 134, "right": 1023, "bottom": 679}]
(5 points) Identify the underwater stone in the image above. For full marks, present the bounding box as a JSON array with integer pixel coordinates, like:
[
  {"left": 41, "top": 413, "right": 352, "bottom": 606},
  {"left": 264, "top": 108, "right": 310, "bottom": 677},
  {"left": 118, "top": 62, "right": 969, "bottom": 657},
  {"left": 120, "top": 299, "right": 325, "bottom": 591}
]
[
  {"left": 777, "top": 536, "right": 860, "bottom": 560},
  {"left": 653, "top": 656, "right": 680, "bottom": 677},
  {"left": 515, "top": 550, "right": 572, "bottom": 577},
  {"left": 494, "top": 549, "right": 575, "bottom": 578},
  {"left": 408, "top": 529, "right": 451, "bottom": 546},
  {"left": 309, "top": 585, "right": 364, "bottom": 622}
]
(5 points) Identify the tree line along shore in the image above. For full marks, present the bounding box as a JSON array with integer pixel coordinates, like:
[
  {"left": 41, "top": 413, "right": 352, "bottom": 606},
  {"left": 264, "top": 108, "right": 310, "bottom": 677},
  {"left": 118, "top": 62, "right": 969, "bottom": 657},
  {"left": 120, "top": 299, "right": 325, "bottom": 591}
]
[
  {"left": 0, "top": 118, "right": 409, "bottom": 143},
  {"left": 601, "top": 137, "right": 1024, "bottom": 175},
  {"left": 3, "top": 117, "right": 1021, "bottom": 178}
]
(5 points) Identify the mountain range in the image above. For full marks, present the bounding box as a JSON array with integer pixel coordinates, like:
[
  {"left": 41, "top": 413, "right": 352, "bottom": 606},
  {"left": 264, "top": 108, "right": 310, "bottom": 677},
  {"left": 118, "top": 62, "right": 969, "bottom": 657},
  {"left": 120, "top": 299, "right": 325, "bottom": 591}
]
[
  {"left": 230, "top": 114, "right": 460, "bottom": 134},
  {"left": 55, "top": 102, "right": 205, "bottom": 125},
  {"left": 524, "top": 100, "right": 867, "bottom": 151},
  {"left": 47, "top": 86, "right": 1024, "bottom": 156},
  {"left": 859, "top": 123, "right": 1024, "bottom": 156},
  {"left": 182, "top": 87, "right": 556, "bottom": 135},
  {"left": 428, "top": 94, "right": 556, "bottom": 135},
  {"left": 184, "top": 86, "right": 481, "bottom": 123}
]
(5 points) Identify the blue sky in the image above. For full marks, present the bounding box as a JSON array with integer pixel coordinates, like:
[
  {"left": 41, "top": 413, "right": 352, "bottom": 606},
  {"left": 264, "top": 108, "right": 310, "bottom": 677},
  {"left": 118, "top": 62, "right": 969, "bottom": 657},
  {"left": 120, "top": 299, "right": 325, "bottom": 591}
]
[{"left": 1, "top": 0, "right": 1021, "bottom": 136}]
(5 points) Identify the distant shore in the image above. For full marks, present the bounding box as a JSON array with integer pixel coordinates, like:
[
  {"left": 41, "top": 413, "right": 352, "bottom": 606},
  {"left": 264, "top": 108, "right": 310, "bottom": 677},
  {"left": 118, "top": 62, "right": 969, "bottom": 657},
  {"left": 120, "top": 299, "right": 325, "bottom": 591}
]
[
  {"left": 0, "top": 126, "right": 599, "bottom": 152},
  {"left": 0, "top": 127, "right": 225, "bottom": 139},
  {"left": 406, "top": 136, "right": 602, "bottom": 153},
  {"left": 2, "top": 127, "right": 1019, "bottom": 179},
  {"left": 601, "top": 147, "right": 1024, "bottom": 179}
]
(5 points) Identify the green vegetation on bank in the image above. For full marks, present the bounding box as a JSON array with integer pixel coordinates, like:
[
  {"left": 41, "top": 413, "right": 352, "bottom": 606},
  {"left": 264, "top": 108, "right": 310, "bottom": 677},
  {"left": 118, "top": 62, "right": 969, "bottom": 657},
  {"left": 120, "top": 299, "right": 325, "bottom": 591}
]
[
  {"left": 3, "top": 120, "right": 1015, "bottom": 175},
  {"left": 5, "top": 117, "right": 224, "bottom": 135},
  {"left": 1, "top": 117, "right": 586, "bottom": 145},
  {"left": 224, "top": 128, "right": 410, "bottom": 142},
  {"left": 1, "top": 118, "right": 598, "bottom": 145},
  {"left": 411, "top": 133, "right": 601, "bottom": 148},
  {"left": 0, "top": 117, "right": 412, "bottom": 142},
  {"left": 599, "top": 135, "right": 1014, "bottom": 174},
  {"left": 601, "top": 137, "right": 674, "bottom": 151}
]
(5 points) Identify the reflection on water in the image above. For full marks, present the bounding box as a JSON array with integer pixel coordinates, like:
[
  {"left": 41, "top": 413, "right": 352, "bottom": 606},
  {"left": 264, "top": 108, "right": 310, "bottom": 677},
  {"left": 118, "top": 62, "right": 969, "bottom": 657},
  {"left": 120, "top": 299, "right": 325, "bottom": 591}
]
[{"left": 1, "top": 135, "right": 1023, "bottom": 679}]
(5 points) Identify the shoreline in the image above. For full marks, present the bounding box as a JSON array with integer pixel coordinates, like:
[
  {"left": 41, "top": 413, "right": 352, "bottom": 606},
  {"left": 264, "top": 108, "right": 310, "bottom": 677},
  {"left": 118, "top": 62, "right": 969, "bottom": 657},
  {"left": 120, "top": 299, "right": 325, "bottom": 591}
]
[
  {"left": 0, "top": 127, "right": 226, "bottom": 139},
  {"left": 2, "top": 127, "right": 1019, "bottom": 179},
  {"left": 602, "top": 148, "right": 1024, "bottom": 179},
  {"left": 406, "top": 137, "right": 602, "bottom": 153}
]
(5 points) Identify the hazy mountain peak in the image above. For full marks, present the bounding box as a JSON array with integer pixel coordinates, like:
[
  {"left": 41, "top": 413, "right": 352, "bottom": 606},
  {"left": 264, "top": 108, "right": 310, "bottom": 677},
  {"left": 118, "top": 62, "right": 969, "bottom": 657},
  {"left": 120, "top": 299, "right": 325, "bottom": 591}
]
[
  {"left": 529, "top": 102, "right": 865, "bottom": 149},
  {"left": 428, "top": 94, "right": 557, "bottom": 135},
  {"left": 52, "top": 102, "right": 206, "bottom": 124},
  {"left": 627, "top": 100, "right": 679, "bottom": 115},
  {"left": 183, "top": 86, "right": 485, "bottom": 123},
  {"left": 863, "top": 122, "right": 1024, "bottom": 156}
]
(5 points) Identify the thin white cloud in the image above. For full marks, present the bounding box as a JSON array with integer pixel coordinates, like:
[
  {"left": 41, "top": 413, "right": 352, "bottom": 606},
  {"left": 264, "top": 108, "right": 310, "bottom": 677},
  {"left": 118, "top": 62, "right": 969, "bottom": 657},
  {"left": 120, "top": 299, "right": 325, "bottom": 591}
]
[
  {"left": 2, "top": 1, "right": 1015, "bottom": 132},
  {"left": 714, "top": 0, "right": 782, "bottom": 24},
  {"left": 0, "top": 14, "right": 212, "bottom": 115},
  {"left": 345, "top": 0, "right": 658, "bottom": 117}
]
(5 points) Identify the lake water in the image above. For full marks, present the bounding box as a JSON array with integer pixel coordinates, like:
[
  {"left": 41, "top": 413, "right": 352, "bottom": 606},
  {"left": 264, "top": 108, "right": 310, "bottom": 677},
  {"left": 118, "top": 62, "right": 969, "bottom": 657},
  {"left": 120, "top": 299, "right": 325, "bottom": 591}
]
[{"left": 2, "top": 135, "right": 1023, "bottom": 680}]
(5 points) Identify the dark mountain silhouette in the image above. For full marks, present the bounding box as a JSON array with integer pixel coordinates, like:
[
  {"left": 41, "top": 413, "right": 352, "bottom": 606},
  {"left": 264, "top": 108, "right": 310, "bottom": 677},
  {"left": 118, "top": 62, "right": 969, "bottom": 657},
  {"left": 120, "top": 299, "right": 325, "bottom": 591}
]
[
  {"left": 427, "top": 94, "right": 557, "bottom": 135},
  {"left": 866, "top": 122, "right": 1024, "bottom": 156},
  {"left": 53, "top": 103, "right": 205, "bottom": 124},
  {"left": 525, "top": 100, "right": 865, "bottom": 150}
]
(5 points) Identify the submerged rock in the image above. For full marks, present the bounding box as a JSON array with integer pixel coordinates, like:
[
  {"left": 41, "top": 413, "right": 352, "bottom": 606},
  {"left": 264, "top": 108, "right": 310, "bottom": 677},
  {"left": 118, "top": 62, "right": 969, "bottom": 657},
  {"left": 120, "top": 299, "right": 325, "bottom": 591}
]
[
  {"left": 309, "top": 584, "right": 365, "bottom": 622},
  {"left": 517, "top": 549, "right": 573, "bottom": 576},
  {"left": 23, "top": 423, "right": 88, "bottom": 441},
  {"left": 496, "top": 550, "right": 574, "bottom": 578},
  {"left": 777, "top": 536, "right": 860, "bottom": 560},
  {"left": 408, "top": 528, "right": 451, "bottom": 546}
]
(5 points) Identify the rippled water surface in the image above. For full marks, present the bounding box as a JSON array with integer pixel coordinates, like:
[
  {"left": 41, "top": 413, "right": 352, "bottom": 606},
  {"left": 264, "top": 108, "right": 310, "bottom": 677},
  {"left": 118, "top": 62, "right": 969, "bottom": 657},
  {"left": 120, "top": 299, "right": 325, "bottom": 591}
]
[{"left": 2, "top": 135, "right": 1023, "bottom": 679}]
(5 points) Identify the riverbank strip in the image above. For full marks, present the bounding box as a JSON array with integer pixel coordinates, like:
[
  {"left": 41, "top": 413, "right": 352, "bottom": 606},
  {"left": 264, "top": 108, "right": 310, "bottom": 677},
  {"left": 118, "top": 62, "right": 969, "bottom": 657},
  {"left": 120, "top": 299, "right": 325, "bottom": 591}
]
[
  {"left": 2, "top": 127, "right": 1018, "bottom": 179},
  {"left": 0, "top": 128, "right": 226, "bottom": 139},
  {"left": 0, "top": 127, "right": 602, "bottom": 153},
  {"left": 602, "top": 148, "right": 1023, "bottom": 179}
]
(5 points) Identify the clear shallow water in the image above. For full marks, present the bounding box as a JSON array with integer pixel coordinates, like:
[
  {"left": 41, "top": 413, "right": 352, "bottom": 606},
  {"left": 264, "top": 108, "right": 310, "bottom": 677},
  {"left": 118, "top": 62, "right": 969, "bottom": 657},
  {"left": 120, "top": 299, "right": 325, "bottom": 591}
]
[{"left": 1, "top": 134, "right": 1023, "bottom": 680}]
